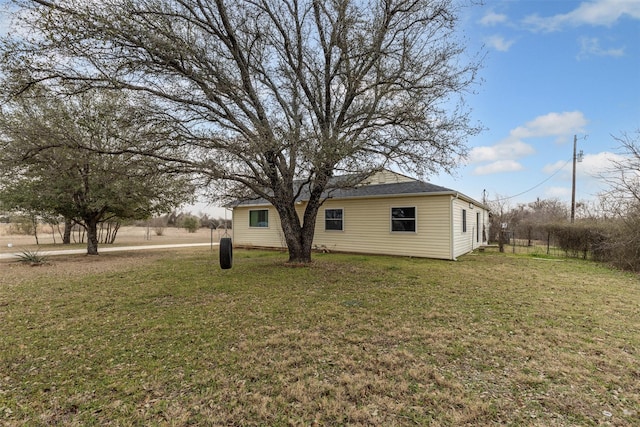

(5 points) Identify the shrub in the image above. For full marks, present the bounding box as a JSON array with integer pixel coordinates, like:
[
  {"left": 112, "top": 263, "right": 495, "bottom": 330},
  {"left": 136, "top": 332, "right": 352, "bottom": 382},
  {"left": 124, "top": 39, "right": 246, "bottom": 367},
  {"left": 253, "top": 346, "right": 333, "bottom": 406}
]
[
  {"left": 150, "top": 217, "right": 168, "bottom": 236},
  {"left": 605, "top": 210, "right": 640, "bottom": 272},
  {"left": 15, "top": 249, "right": 48, "bottom": 265},
  {"left": 544, "top": 218, "right": 640, "bottom": 272},
  {"left": 549, "top": 223, "right": 592, "bottom": 259},
  {"left": 182, "top": 216, "right": 199, "bottom": 233}
]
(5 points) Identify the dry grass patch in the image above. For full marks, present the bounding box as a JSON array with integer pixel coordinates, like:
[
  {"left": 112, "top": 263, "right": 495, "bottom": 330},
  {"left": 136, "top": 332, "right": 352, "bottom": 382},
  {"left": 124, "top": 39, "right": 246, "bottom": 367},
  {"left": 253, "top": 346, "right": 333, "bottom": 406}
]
[
  {"left": 0, "top": 248, "right": 209, "bottom": 286},
  {"left": 1, "top": 249, "right": 639, "bottom": 425}
]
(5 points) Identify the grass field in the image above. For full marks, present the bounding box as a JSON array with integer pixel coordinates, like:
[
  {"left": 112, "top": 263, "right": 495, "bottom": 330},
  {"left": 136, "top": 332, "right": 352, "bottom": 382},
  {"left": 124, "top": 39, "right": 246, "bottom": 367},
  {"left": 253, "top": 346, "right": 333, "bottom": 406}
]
[{"left": 1, "top": 248, "right": 639, "bottom": 426}]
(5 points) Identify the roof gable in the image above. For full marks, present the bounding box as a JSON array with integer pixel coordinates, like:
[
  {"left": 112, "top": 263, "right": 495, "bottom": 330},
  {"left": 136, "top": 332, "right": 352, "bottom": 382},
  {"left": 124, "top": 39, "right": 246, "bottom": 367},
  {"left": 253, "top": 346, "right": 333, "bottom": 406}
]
[{"left": 359, "top": 170, "right": 418, "bottom": 186}]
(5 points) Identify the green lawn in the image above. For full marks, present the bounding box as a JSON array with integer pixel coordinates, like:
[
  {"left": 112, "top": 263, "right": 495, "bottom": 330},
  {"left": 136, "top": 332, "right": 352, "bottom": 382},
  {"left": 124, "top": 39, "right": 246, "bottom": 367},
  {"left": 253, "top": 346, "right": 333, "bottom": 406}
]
[{"left": 1, "top": 249, "right": 639, "bottom": 426}]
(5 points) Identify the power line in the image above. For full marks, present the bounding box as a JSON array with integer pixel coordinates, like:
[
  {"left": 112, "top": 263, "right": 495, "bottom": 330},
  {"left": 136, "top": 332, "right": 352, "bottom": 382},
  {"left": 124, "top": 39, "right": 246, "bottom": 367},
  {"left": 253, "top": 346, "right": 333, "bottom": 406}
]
[{"left": 493, "top": 157, "right": 572, "bottom": 202}]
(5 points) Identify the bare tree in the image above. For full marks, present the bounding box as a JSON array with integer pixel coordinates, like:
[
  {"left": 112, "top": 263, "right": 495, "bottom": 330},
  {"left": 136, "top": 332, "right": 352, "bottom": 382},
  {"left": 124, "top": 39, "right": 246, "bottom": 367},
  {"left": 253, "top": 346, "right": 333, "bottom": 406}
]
[
  {"left": 2, "top": 0, "right": 482, "bottom": 262},
  {"left": 600, "top": 130, "right": 640, "bottom": 207},
  {"left": 484, "top": 194, "right": 513, "bottom": 243},
  {"left": 593, "top": 130, "right": 640, "bottom": 271},
  {"left": 511, "top": 198, "right": 569, "bottom": 246}
]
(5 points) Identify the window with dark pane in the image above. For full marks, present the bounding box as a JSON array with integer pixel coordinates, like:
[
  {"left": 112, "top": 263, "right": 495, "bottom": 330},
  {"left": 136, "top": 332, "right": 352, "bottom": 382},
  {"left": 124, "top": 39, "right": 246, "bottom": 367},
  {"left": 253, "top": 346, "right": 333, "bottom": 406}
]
[
  {"left": 249, "top": 209, "right": 269, "bottom": 227},
  {"left": 325, "top": 208, "right": 343, "bottom": 231},
  {"left": 462, "top": 209, "right": 467, "bottom": 233},
  {"left": 391, "top": 207, "right": 416, "bottom": 232}
]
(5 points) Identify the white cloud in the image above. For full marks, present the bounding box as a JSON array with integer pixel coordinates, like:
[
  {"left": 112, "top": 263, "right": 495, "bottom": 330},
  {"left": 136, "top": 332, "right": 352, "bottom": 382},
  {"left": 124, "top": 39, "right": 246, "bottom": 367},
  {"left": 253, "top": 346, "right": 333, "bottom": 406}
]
[
  {"left": 0, "top": 6, "right": 11, "bottom": 36},
  {"left": 0, "top": 3, "right": 32, "bottom": 39},
  {"left": 468, "top": 111, "right": 588, "bottom": 176},
  {"left": 510, "top": 111, "right": 587, "bottom": 140},
  {"left": 473, "top": 160, "right": 524, "bottom": 176},
  {"left": 540, "top": 152, "right": 625, "bottom": 200},
  {"left": 577, "top": 37, "right": 625, "bottom": 59},
  {"left": 480, "top": 11, "right": 508, "bottom": 27},
  {"left": 484, "top": 35, "right": 516, "bottom": 52},
  {"left": 578, "top": 151, "right": 626, "bottom": 177},
  {"left": 469, "top": 140, "right": 534, "bottom": 163},
  {"left": 523, "top": 0, "right": 640, "bottom": 32}
]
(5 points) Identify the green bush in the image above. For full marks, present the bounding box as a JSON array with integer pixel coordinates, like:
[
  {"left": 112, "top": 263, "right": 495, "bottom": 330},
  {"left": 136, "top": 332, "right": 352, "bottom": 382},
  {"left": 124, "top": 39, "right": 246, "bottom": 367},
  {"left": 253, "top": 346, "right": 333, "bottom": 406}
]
[
  {"left": 547, "top": 223, "right": 593, "bottom": 259},
  {"left": 15, "top": 249, "right": 48, "bottom": 265},
  {"left": 543, "top": 218, "right": 640, "bottom": 272},
  {"left": 182, "top": 216, "right": 199, "bottom": 233}
]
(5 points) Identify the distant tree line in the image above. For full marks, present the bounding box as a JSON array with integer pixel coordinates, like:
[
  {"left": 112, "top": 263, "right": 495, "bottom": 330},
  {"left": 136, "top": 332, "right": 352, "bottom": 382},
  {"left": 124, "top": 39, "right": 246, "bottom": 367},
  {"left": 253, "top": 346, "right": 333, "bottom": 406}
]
[{"left": 146, "top": 212, "right": 232, "bottom": 235}]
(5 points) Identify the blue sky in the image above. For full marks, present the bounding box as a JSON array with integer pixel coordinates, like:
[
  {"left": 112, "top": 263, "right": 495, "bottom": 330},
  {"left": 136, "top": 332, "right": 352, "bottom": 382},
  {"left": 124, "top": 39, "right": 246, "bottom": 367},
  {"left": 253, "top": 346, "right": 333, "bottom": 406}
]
[
  {"left": 434, "top": 0, "right": 640, "bottom": 207},
  {"left": 1, "top": 0, "right": 639, "bottom": 214}
]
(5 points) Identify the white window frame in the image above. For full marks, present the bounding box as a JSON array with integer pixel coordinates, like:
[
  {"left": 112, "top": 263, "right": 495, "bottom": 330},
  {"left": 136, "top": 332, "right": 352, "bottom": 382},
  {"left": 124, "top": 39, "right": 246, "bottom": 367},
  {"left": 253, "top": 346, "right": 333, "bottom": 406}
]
[
  {"left": 390, "top": 206, "right": 417, "bottom": 233},
  {"left": 324, "top": 208, "right": 344, "bottom": 231}
]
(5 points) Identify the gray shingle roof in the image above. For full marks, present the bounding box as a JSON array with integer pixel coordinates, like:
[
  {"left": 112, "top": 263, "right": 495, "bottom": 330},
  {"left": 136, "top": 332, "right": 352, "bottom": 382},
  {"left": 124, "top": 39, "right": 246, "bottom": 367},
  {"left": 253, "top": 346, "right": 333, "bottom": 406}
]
[
  {"left": 233, "top": 179, "right": 457, "bottom": 206},
  {"left": 328, "top": 180, "right": 454, "bottom": 199}
]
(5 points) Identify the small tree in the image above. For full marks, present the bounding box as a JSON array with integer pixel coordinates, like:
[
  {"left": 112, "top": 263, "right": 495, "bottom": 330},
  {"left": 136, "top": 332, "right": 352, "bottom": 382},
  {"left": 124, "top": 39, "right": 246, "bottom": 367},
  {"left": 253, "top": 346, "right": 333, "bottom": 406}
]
[
  {"left": 182, "top": 216, "right": 199, "bottom": 233},
  {"left": 0, "top": 86, "right": 194, "bottom": 255},
  {"left": 600, "top": 130, "right": 640, "bottom": 205},
  {"left": 485, "top": 194, "right": 514, "bottom": 244}
]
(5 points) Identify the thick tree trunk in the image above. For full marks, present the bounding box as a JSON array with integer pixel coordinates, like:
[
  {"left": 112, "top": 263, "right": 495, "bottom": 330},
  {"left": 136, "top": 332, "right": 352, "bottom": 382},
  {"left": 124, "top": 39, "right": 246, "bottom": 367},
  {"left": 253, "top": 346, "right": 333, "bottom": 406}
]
[
  {"left": 85, "top": 218, "right": 100, "bottom": 255},
  {"left": 285, "top": 235, "right": 315, "bottom": 263},
  {"left": 274, "top": 179, "right": 326, "bottom": 264},
  {"left": 277, "top": 205, "right": 314, "bottom": 264},
  {"left": 63, "top": 218, "right": 72, "bottom": 245},
  {"left": 285, "top": 225, "right": 315, "bottom": 264}
]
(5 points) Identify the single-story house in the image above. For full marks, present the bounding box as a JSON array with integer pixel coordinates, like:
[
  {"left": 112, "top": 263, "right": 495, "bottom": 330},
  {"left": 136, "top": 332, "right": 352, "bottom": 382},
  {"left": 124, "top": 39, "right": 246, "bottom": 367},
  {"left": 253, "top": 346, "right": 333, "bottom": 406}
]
[{"left": 231, "top": 170, "right": 490, "bottom": 260}]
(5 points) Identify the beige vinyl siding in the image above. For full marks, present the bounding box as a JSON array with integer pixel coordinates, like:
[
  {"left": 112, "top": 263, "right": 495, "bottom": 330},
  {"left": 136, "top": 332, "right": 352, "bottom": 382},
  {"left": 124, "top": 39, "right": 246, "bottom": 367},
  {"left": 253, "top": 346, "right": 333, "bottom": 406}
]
[
  {"left": 474, "top": 209, "right": 490, "bottom": 246},
  {"left": 451, "top": 198, "right": 489, "bottom": 258},
  {"left": 233, "top": 206, "right": 287, "bottom": 249},
  {"left": 233, "top": 193, "right": 489, "bottom": 260},
  {"left": 313, "top": 195, "right": 452, "bottom": 259},
  {"left": 233, "top": 195, "right": 453, "bottom": 258}
]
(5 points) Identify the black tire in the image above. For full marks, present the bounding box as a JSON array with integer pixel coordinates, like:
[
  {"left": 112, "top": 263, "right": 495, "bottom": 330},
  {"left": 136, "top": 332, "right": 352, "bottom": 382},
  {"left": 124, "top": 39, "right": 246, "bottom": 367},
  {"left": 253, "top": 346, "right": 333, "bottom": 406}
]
[{"left": 219, "top": 237, "right": 233, "bottom": 269}]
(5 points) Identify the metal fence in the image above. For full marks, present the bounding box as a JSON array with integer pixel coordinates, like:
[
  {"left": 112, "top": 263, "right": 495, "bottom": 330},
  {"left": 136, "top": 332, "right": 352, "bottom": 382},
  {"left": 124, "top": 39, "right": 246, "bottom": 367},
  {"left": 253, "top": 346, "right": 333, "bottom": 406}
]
[{"left": 489, "top": 231, "right": 594, "bottom": 260}]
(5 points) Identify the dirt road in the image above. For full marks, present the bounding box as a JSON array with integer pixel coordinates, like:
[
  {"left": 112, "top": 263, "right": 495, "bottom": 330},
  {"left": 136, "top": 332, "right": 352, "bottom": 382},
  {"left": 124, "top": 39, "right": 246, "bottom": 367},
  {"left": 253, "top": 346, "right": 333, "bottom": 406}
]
[
  {"left": 0, "top": 226, "right": 228, "bottom": 284},
  {"left": 0, "top": 242, "right": 215, "bottom": 260},
  {"left": 0, "top": 225, "right": 229, "bottom": 256}
]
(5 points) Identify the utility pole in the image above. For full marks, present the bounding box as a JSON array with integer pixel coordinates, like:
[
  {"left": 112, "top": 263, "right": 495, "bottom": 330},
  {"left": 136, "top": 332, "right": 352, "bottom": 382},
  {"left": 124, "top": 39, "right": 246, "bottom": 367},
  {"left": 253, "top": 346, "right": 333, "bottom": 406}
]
[
  {"left": 571, "top": 135, "right": 577, "bottom": 223},
  {"left": 571, "top": 134, "right": 585, "bottom": 223}
]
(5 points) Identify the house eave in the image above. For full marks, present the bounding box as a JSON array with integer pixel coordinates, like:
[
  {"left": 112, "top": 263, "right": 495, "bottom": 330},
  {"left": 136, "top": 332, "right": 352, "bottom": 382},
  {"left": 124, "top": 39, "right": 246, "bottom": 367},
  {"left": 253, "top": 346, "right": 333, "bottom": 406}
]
[{"left": 232, "top": 190, "right": 489, "bottom": 211}]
